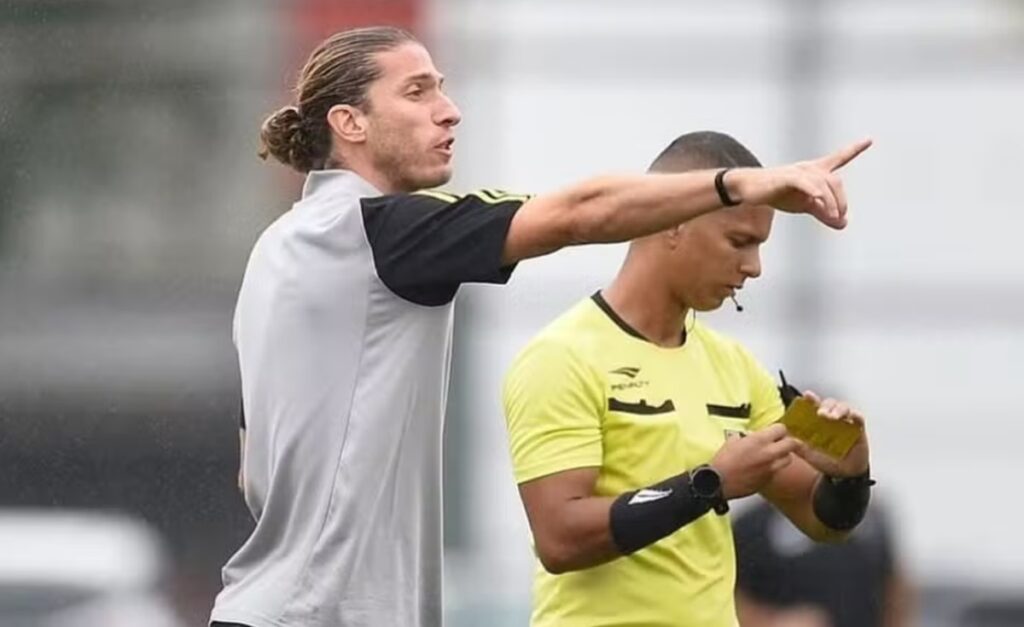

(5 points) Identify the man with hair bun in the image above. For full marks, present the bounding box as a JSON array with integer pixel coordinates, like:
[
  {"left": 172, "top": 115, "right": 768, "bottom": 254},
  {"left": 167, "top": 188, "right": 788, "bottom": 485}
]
[{"left": 211, "top": 25, "right": 872, "bottom": 627}]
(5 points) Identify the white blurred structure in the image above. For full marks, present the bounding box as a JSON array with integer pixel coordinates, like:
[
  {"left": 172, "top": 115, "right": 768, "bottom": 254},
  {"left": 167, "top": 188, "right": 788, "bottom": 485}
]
[{"left": 0, "top": 509, "right": 183, "bottom": 627}]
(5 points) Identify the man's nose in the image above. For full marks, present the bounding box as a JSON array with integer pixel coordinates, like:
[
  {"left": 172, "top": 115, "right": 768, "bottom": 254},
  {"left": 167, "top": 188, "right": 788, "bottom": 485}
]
[{"left": 436, "top": 93, "right": 461, "bottom": 127}]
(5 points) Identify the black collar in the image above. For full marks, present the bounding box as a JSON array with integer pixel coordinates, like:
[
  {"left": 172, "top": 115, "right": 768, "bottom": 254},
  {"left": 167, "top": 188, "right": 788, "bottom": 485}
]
[{"left": 591, "top": 291, "right": 687, "bottom": 346}]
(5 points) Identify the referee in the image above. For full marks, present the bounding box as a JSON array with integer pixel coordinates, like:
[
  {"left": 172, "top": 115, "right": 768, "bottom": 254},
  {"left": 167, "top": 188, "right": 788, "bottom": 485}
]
[
  {"left": 211, "top": 25, "right": 872, "bottom": 627},
  {"left": 502, "top": 132, "right": 875, "bottom": 627}
]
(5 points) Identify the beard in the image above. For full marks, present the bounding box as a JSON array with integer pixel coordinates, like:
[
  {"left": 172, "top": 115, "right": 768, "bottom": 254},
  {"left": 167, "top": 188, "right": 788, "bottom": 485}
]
[{"left": 370, "top": 129, "right": 452, "bottom": 193}]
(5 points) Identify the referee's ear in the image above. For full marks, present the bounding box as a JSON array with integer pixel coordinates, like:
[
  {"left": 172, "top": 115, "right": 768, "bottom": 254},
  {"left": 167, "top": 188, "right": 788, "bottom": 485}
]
[
  {"left": 327, "top": 103, "right": 368, "bottom": 144},
  {"left": 663, "top": 224, "right": 683, "bottom": 248}
]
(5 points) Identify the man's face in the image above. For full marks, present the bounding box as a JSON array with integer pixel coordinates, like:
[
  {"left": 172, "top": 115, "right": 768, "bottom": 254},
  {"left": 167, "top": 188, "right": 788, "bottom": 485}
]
[
  {"left": 361, "top": 42, "right": 461, "bottom": 192},
  {"left": 665, "top": 204, "right": 774, "bottom": 311}
]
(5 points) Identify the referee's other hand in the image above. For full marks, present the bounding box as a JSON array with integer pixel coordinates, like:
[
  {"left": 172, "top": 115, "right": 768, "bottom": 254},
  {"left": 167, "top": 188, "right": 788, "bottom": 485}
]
[{"left": 710, "top": 424, "right": 800, "bottom": 500}]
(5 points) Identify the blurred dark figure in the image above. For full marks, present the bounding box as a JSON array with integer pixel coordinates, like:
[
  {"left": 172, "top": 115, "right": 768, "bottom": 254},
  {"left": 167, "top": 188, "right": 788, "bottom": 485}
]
[
  {"left": 734, "top": 497, "right": 914, "bottom": 627},
  {"left": 960, "top": 599, "right": 1024, "bottom": 627}
]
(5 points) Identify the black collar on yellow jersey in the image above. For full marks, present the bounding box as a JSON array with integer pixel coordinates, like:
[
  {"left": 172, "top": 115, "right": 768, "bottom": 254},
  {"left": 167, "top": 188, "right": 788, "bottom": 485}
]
[{"left": 591, "top": 291, "right": 687, "bottom": 346}]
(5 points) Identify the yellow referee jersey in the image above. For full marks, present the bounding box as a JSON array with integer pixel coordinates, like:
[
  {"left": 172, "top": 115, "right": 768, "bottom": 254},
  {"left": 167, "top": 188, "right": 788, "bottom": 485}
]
[{"left": 502, "top": 293, "right": 785, "bottom": 627}]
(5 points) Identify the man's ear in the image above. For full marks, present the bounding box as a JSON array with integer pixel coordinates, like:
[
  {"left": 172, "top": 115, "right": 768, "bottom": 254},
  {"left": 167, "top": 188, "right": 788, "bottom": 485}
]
[{"left": 326, "top": 104, "right": 368, "bottom": 144}]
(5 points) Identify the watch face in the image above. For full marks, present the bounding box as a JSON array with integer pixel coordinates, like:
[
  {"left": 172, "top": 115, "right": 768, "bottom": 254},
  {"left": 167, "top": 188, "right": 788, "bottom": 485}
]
[{"left": 692, "top": 467, "right": 721, "bottom": 497}]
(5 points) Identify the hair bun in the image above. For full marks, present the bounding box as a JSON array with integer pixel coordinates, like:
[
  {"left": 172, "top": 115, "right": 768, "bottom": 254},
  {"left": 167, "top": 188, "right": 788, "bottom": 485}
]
[{"left": 258, "top": 105, "right": 318, "bottom": 173}]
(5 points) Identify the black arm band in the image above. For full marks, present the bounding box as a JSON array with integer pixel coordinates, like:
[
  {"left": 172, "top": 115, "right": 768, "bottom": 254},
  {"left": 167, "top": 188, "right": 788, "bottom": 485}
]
[
  {"left": 714, "top": 168, "right": 742, "bottom": 206},
  {"left": 812, "top": 471, "right": 874, "bottom": 531},
  {"left": 609, "top": 473, "right": 711, "bottom": 555}
]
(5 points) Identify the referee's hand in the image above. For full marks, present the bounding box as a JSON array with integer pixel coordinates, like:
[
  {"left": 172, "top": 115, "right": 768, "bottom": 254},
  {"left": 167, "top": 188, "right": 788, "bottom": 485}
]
[
  {"left": 727, "top": 138, "right": 873, "bottom": 230},
  {"left": 792, "top": 390, "right": 871, "bottom": 479},
  {"left": 710, "top": 424, "right": 800, "bottom": 500}
]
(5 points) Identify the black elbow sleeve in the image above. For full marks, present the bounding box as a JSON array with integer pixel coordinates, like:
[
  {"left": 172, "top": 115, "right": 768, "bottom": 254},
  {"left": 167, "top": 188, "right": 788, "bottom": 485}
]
[
  {"left": 813, "top": 472, "right": 874, "bottom": 531},
  {"left": 609, "top": 472, "right": 712, "bottom": 555}
]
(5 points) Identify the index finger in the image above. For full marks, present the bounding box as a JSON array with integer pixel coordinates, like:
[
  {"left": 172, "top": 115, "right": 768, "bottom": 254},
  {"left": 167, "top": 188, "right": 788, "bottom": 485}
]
[
  {"left": 755, "top": 423, "right": 788, "bottom": 442},
  {"left": 816, "top": 137, "right": 873, "bottom": 172},
  {"left": 845, "top": 409, "right": 866, "bottom": 427},
  {"left": 767, "top": 436, "right": 802, "bottom": 458}
]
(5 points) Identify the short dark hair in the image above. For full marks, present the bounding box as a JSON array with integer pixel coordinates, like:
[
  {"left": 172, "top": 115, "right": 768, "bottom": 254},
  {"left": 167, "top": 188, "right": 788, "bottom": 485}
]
[
  {"left": 259, "top": 26, "right": 418, "bottom": 173},
  {"left": 648, "top": 131, "right": 762, "bottom": 173}
]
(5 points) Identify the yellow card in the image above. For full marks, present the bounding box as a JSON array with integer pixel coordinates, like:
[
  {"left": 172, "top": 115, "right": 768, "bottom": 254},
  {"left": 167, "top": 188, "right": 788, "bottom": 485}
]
[{"left": 779, "top": 397, "right": 862, "bottom": 460}]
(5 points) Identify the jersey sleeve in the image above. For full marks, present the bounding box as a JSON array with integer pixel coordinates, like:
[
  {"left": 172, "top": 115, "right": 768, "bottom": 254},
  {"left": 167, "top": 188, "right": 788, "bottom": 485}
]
[
  {"left": 740, "top": 347, "right": 786, "bottom": 432},
  {"left": 502, "top": 338, "right": 606, "bottom": 484},
  {"left": 360, "top": 189, "right": 530, "bottom": 305}
]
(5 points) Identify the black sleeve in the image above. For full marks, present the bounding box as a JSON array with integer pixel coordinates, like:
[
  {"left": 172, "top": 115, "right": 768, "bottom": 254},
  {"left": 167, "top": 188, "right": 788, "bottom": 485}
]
[{"left": 360, "top": 189, "right": 527, "bottom": 306}]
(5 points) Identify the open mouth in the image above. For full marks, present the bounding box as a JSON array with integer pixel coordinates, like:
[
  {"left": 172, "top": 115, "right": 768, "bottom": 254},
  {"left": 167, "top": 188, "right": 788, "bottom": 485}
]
[{"left": 435, "top": 138, "right": 454, "bottom": 154}]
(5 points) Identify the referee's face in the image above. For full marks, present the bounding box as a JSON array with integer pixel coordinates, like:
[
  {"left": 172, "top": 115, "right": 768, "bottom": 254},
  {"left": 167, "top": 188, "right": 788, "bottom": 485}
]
[
  {"left": 362, "top": 42, "right": 462, "bottom": 192},
  {"left": 668, "top": 204, "right": 773, "bottom": 311}
]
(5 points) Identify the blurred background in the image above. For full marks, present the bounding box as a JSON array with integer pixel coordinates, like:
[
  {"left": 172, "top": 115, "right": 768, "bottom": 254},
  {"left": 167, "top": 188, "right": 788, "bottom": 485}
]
[{"left": 1, "top": 1, "right": 1022, "bottom": 625}]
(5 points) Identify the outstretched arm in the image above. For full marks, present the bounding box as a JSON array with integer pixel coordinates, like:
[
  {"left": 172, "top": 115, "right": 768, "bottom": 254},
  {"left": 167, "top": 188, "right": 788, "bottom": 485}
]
[{"left": 502, "top": 138, "right": 872, "bottom": 264}]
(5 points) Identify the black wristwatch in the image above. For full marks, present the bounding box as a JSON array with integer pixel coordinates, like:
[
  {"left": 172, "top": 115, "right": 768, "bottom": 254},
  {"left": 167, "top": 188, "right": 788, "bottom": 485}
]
[{"left": 690, "top": 464, "right": 729, "bottom": 515}]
